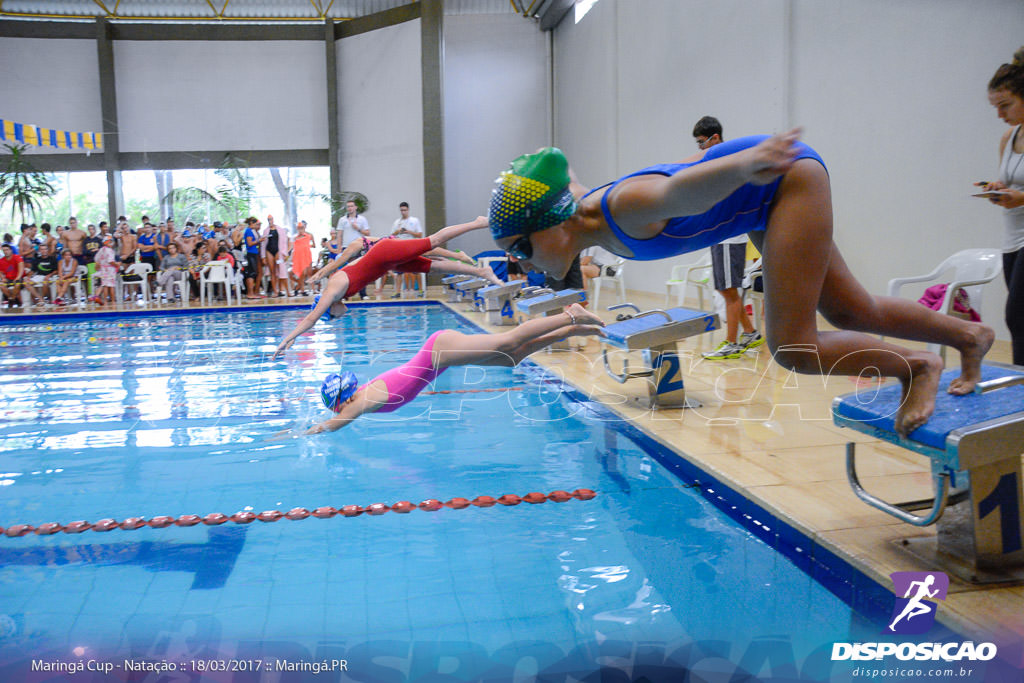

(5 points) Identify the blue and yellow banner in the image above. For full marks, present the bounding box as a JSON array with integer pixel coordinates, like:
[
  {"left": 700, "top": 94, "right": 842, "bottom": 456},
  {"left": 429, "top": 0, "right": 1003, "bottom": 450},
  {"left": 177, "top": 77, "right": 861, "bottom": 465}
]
[{"left": 0, "top": 118, "right": 102, "bottom": 151}]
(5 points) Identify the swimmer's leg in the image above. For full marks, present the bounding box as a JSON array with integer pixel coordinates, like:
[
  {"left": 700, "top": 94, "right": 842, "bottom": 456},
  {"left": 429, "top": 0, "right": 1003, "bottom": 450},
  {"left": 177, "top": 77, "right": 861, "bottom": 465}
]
[
  {"left": 431, "top": 303, "right": 604, "bottom": 368},
  {"left": 427, "top": 216, "right": 490, "bottom": 249},
  {"left": 428, "top": 259, "right": 503, "bottom": 286},
  {"left": 761, "top": 159, "right": 946, "bottom": 437},
  {"left": 814, "top": 246, "right": 994, "bottom": 395}
]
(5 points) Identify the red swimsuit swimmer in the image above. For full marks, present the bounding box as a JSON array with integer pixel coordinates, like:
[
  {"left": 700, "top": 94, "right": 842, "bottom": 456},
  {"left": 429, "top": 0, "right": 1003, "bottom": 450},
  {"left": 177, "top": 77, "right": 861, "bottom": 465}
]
[{"left": 340, "top": 238, "right": 434, "bottom": 299}]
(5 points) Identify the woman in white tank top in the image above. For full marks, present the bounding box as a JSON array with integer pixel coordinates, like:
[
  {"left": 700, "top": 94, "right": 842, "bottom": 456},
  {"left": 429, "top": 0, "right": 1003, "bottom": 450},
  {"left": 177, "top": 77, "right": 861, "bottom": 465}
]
[{"left": 983, "top": 48, "right": 1024, "bottom": 365}]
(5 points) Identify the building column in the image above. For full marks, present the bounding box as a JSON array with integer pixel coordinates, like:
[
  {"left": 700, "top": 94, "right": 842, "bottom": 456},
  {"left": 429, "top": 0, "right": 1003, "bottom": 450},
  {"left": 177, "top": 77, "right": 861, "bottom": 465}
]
[
  {"left": 420, "top": 0, "right": 445, "bottom": 233},
  {"left": 96, "top": 17, "right": 123, "bottom": 220},
  {"left": 325, "top": 18, "right": 342, "bottom": 228}
]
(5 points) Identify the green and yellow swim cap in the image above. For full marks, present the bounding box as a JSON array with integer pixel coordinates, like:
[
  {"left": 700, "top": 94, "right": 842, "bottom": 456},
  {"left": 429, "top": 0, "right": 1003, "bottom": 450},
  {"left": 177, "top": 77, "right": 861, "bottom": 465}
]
[{"left": 489, "top": 147, "right": 577, "bottom": 241}]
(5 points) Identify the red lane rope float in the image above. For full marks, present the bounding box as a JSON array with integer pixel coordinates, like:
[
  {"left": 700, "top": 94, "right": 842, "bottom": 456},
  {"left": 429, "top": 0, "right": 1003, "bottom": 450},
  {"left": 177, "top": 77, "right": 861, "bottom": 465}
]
[{"left": 0, "top": 489, "right": 597, "bottom": 537}]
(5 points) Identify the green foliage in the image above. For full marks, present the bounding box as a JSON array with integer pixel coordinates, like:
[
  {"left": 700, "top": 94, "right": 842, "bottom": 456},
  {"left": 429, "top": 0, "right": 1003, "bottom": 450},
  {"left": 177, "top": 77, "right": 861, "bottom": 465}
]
[
  {"left": 318, "top": 191, "right": 369, "bottom": 218},
  {"left": 0, "top": 143, "right": 57, "bottom": 224},
  {"left": 125, "top": 196, "right": 159, "bottom": 225},
  {"left": 162, "top": 154, "right": 256, "bottom": 224}
]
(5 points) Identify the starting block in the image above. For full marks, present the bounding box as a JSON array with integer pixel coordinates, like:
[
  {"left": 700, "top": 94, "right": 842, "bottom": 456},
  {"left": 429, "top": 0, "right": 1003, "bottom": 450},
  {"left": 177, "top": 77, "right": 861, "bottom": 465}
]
[
  {"left": 442, "top": 274, "right": 474, "bottom": 303},
  {"left": 479, "top": 281, "right": 525, "bottom": 326},
  {"left": 515, "top": 288, "right": 587, "bottom": 349},
  {"left": 833, "top": 364, "right": 1024, "bottom": 583},
  {"left": 600, "top": 303, "right": 719, "bottom": 409},
  {"left": 454, "top": 278, "right": 489, "bottom": 310}
]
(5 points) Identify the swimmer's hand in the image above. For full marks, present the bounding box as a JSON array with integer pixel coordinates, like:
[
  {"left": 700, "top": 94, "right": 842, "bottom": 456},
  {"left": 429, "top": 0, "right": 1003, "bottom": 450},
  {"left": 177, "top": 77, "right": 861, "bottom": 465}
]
[
  {"left": 267, "top": 428, "right": 300, "bottom": 442},
  {"left": 746, "top": 128, "right": 802, "bottom": 185},
  {"left": 472, "top": 215, "right": 489, "bottom": 228},
  {"left": 272, "top": 338, "right": 295, "bottom": 359},
  {"left": 310, "top": 267, "right": 328, "bottom": 283}
]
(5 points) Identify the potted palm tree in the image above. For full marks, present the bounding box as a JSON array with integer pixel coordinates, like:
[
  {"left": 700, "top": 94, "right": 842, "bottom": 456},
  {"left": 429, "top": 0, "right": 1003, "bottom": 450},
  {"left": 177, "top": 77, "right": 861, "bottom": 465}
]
[{"left": 0, "top": 143, "right": 57, "bottom": 226}]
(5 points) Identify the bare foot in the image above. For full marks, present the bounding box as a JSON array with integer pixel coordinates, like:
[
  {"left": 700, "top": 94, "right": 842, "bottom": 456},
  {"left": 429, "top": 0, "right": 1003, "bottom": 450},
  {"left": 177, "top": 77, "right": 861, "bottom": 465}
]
[
  {"left": 948, "top": 323, "right": 995, "bottom": 395},
  {"left": 478, "top": 266, "right": 503, "bottom": 286},
  {"left": 895, "top": 353, "right": 944, "bottom": 438},
  {"left": 567, "top": 302, "right": 604, "bottom": 326}
]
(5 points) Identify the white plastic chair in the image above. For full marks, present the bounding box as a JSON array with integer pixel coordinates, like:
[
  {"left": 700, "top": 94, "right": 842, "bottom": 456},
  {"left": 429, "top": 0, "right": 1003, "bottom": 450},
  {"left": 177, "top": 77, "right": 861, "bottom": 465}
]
[
  {"left": 157, "top": 267, "right": 190, "bottom": 304},
  {"left": 665, "top": 253, "right": 713, "bottom": 309},
  {"left": 67, "top": 265, "right": 88, "bottom": 304},
  {"left": 743, "top": 259, "right": 765, "bottom": 327},
  {"left": 200, "top": 261, "right": 236, "bottom": 306},
  {"left": 591, "top": 257, "right": 627, "bottom": 311},
  {"left": 120, "top": 262, "right": 152, "bottom": 304},
  {"left": 478, "top": 255, "right": 507, "bottom": 276},
  {"left": 888, "top": 248, "right": 1002, "bottom": 362}
]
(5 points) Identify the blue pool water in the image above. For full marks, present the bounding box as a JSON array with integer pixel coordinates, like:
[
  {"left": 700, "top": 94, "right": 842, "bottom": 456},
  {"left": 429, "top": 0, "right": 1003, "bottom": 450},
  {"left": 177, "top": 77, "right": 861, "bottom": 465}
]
[{"left": 0, "top": 304, "right": 999, "bottom": 682}]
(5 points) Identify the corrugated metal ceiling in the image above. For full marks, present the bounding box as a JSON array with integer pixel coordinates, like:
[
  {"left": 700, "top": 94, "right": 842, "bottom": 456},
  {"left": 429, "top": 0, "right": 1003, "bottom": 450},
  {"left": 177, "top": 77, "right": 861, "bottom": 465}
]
[{"left": 0, "top": 0, "right": 518, "bottom": 22}]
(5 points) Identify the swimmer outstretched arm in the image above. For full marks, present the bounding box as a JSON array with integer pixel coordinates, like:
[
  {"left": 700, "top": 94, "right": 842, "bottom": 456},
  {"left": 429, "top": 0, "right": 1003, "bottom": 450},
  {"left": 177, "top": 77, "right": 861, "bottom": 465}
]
[
  {"left": 308, "top": 382, "right": 386, "bottom": 433},
  {"left": 273, "top": 276, "right": 349, "bottom": 358},
  {"left": 607, "top": 129, "right": 803, "bottom": 236}
]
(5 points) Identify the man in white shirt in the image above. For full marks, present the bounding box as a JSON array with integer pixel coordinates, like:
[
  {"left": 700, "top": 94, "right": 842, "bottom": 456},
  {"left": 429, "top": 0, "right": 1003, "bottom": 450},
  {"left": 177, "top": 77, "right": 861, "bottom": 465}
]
[
  {"left": 390, "top": 201, "right": 424, "bottom": 296},
  {"left": 336, "top": 200, "right": 371, "bottom": 297},
  {"left": 336, "top": 200, "right": 370, "bottom": 247}
]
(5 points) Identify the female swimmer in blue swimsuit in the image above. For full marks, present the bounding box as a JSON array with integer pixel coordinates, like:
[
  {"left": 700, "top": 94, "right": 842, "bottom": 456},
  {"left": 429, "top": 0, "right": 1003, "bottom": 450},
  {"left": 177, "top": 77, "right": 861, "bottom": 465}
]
[
  {"left": 307, "top": 303, "right": 604, "bottom": 434},
  {"left": 488, "top": 130, "right": 995, "bottom": 437}
]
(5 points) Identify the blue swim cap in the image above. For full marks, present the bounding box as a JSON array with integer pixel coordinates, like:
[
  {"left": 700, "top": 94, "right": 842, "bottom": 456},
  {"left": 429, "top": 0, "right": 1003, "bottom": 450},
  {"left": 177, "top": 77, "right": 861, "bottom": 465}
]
[
  {"left": 321, "top": 371, "right": 359, "bottom": 412},
  {"left": 489, "top": 147, "right": 577, "bottom": 241}
]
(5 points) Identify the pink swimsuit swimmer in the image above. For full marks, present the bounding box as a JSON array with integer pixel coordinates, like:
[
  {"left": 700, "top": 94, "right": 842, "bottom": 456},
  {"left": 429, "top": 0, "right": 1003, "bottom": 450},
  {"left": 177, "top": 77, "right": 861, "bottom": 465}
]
[{"left": 371, "top": 331, "right": 447, "bottom": 412}]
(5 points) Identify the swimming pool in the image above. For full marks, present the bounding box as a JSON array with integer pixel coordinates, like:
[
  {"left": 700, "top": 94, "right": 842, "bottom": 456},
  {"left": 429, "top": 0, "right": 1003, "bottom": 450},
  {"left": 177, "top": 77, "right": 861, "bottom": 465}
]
[{"left": 0, "top": 304, "right": 992, "bottom": 681}]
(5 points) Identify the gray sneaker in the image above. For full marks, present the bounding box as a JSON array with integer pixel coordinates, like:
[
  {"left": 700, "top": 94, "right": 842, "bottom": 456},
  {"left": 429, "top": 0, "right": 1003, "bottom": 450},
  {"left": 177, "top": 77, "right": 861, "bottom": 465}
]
[
  {"left": 739, "top": 331, "right": 764, "bottom": 349},
  {"left": 702, "top": 341, "right": 746, "bottom": 360}
]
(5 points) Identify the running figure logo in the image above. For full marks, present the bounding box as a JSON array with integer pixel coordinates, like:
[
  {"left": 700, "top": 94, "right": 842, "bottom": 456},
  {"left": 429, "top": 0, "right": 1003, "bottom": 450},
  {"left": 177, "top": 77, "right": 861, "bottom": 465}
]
[{"left": 886, "top": 571, "right": 949, "bottom": 634}]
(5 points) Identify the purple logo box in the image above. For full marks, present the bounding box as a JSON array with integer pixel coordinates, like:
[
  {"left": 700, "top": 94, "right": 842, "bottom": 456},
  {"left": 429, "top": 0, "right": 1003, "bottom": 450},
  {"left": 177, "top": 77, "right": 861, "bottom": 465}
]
[{"left": 885, "top": 571, "right": 949, "bottom": 634}]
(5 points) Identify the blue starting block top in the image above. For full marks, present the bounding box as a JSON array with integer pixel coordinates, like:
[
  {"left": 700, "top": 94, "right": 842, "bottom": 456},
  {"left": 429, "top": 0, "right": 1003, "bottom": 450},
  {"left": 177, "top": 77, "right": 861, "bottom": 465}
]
[
  {"left": 603, "top": 307, "right": 715, "bottom": 346},
  {"left": 479, "top": 281, "right": 523, "bottom": 296},
  {"left": 514, "top": 289, "right": 585, "bottom": 313},
  {"left": 832, "top": 365, "right": 1024, "bottom": 452}
]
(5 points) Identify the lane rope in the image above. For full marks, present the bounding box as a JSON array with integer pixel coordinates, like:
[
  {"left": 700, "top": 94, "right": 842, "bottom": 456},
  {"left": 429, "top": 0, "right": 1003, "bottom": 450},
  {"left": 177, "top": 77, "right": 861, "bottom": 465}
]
[{"left": 0, "top": 489, "right": 598, "bottom": 537}]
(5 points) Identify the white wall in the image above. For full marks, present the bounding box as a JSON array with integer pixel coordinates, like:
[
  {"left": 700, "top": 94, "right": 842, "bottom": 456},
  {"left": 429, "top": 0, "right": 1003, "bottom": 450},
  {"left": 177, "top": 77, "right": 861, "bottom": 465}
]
[
  {"left": 114, "top": 40, "right": 327, "bottom": 153},
  {"left": 554, "top": 0, "right": 1024, "bottom": 341},
  {"left": 554, "top": 0, "right": 787, "bottom": 300},
  {"left": 443, "top": 13, "right": 551, "bottom": 257},
  {"left": 790, "top": 0, "right": 1022, "bottom": 332},
  {"left": 336, "top": 19, "right": 424, "bottom": 238},
  {"left": 0, "top": 38, "right": 102, "bottom": 156}
]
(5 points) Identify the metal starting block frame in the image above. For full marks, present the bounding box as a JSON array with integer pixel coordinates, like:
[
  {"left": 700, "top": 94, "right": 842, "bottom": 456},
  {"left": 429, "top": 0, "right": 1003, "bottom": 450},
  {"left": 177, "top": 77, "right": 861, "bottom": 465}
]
[
  {"left": 600, "top": 303, "right": 719, "bottom": 409},
  {"left": 454, "top": 278, "right": 489, "bottom": 310},
  {"left": 442, "top": 274, "right": 474, "bottom": 303},
  {"left": 833, "top": 364, "right": 1024, "bottom": 583},
  {"left": 514, "top": 288, "right": 587, "bottom": 349},
  {"left": 479, "top": 281, "right": 525, "bottom": 326}
]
